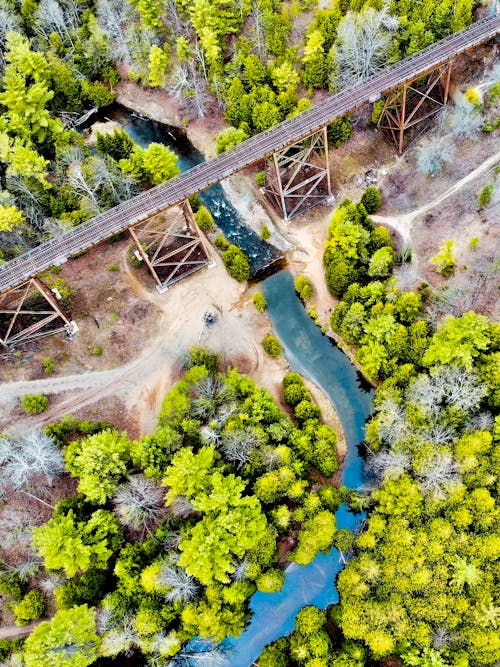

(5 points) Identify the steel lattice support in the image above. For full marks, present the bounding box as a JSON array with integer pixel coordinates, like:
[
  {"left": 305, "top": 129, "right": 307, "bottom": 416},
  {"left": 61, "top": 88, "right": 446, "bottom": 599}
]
[
  {"left": 264, "top": 126, "right": 332, "bottom": 222},
  {"left": 128, "top": 200, "right": 212, "bottom": 293},
  {"left": 377, "top": 62, "right": 453, "bottom": 154},
  {"left": 0, "top": 278, "right": 77, "bottom": 348}
]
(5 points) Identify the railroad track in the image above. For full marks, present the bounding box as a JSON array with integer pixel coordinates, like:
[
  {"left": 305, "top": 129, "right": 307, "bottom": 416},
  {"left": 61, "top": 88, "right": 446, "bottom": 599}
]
[{"left": 0, "top": 15, "right": 498, "bottom": 295}]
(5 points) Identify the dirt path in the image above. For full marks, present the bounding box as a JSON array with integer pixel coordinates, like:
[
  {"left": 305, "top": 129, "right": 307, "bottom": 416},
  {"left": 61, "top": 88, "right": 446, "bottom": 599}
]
[
  {"left": 0, "top": 621, "right": 41, "bottom": 640},
  {"left": 1, "top": 246, "right": 290, "bottom": 438},
  {"left": 371, "top": 149, "right": 500, "bottom": 244}
]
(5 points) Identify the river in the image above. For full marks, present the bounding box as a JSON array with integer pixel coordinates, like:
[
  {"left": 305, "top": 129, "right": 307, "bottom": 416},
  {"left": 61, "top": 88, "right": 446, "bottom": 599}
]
[
  {"left": 102, "top": 108, "right": 280, "bottom": 275},
  {"left": 101, "top": 110, "right": 373, "bottom": 666}
]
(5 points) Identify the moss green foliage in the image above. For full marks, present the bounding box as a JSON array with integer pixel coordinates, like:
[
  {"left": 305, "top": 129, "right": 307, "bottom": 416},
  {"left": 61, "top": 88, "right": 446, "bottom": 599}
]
[
  {"left": 260, "top": 605, "right": 365, "bottom": 666},
  {"left": 65, "top": 429, "right": 131, "bottom": 504},
  {"left": 20, "top": 394, "right": 48, "bottom": 414},
  {"left": 13, "top": 590, "right": 46, "bottom": 625},
  {"left": 294, "top": 275, "right": 314, "bottom": 302},
  {"left": 327, "top": 116, "right": 352, "bottom": 147},
  {"left": 261, "top": 224, "right": 271, "bottom": 240},
  {"left": 194, "top": 205, "right": 215, "bottom": 232},
  {"left": 478, "top": 183, "right": 493, "bottom": 209},
  {"left": 96, "top": 129, "right": 135, "bottom": 162},
  {"left": 223, "top": 244, "right": 251, "bottom": 281},
  {"left": 22, "top": 361, "right": 341, "bottom": 663},
  {"left": 431, "top": 239, "right": 456, "bottom": 277},
  {"left": 23, "top": 605, "right": 100, "bottom": 667},
  {"left": 262, "top": 335, "right": 283, "bottom": 357},
  {"left": 216, "top": 126, "right": 249, "bottom": 154},
  {"left": 253, "top": 292, "right": 267, "bottom": 312},
  {"left": 360, "top": 185, "right": 382, "bottom": 213},
  {"left": 255, "top": 171, "right": 266, "bottom": 186},
  {"left": 314, "top": 176, "right": 500, "bottom": 665},
  {"left": 119, "top": 143, "right": 180, "bottom": 186},
  {"left": 32, "top": 508, "right": 122, "bottom": 577}
]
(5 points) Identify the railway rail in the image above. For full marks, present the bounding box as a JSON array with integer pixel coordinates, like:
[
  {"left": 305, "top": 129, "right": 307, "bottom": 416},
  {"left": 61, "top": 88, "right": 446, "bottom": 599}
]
[{"left": 0, "top": 15, "right": 498, "bottom": 294}]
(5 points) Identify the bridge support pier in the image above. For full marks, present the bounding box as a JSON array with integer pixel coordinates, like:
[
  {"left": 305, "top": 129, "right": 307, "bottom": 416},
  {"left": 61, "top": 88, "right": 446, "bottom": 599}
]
[
  {"left": 377, "top": 61, "right": 453, "bottom": 154},
  {"left": 128, "top": 200, "right": 212, "bottom": 293},
  {"left": 0, "top": 278, "right": 77, "bottom": 349},
  {"left": 264, "top": 126, "right": 332, "bottom": 222}
]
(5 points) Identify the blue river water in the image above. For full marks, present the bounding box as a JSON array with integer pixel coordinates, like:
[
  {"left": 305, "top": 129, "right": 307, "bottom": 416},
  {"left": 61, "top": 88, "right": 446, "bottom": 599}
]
[
  {"left": 105, "top": 108, "right": 279, "bottom": 273},
  {"left": 218, "top": 271, "right": 373, "bottom": 665},
  {"left": 101, "top": 111, "right": 373, "bottom": 665}
]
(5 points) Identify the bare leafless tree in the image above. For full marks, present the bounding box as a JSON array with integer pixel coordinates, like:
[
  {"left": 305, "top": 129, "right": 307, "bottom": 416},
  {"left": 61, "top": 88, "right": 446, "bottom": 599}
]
[
  {"left": 0, "top": 431, "right": 64, "bottom": 499},
  {"left": 367, "top": 448, "right": 411, "bottom": 481},
  {"left": 415, "top": 135, "right": 455, "bottom": 176},
  {"left": 335, "top": 6, "right": 399, "bottom": 90},
  {"left": 113, "top": 475, "right": 167, "bottom": 536},
  {"left": 155, "top": 561, "right": 199, "bottom": 602},
  {"left": 416, "top": 451, "right": 461, "bottom": 499}
]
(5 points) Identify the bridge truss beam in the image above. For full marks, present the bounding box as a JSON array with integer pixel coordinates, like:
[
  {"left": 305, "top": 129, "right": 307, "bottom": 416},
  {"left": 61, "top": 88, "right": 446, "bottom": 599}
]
[
  {"left": 377, "top": 61, "right": 453, "bottom": 154},
  {"left": 128, "top": 200, "right": 212, "bottom": 293},
  {"left": 0, "top": 278, "right": 77, "bottom": 349},
  {"left": 264, "top": 126, "right": 332, "bottom": 222}
]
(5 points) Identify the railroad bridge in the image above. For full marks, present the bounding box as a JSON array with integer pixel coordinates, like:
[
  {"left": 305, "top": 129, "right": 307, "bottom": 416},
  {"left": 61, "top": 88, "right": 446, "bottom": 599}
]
[{"left": 0, "top": 16, "right": 498, "bottom": 348}]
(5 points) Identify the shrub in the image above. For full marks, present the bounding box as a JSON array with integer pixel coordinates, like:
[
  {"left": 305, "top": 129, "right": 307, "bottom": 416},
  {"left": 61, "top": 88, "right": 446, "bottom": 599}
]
[
  {"left": 108, "top": 263, "right": 118, "bottom": 271},
  {"left": 21, "top": 394, "right": 48, "bottom": 414},
  {"left": 478, "top": 184, "right": 493, "bottom": 209},
  {"left": 283, "top": 382, "right": 310, "bottom": 406},
  {"left": 223, "top": 245, "right": 251, "bottom": 282},
  {"left": 14, "top": 590, "right": 46, "bottom": 626},
  {"left": 184, "top": 346, "right": 220, "bottom": 374},
  {"left": 42, "top": 357, "right": 54, "bottom": 375},
  {"left": 255, "top": 171, "right": 266, "bottom": 186},
  {"left": 283, "top": 372, "right": 303, "bottom": 387},
  {"left": 261, "top": 224, "right": 271, "bottom": 240},
  {"left": 96, "top": 129, "right": 134, "bottom": 161},
  {"left": 89, "top": 346, "right": 103, "bottom": 356},
  {"left": 188, "top": 194, "right": 202, "bottom": 212},
  {"left": 55, "top": 570, "right": 107, "bottom": 609},
  {"left": 371, "top": 99, "right": 385, "bottom": 124},
  {"left": 294, "top": 400, "right": 321, "bottom": 422},
  {"left": 256, "top": 568, "right": 285, "bottom": 593},
  {"left": 294, "top": 275, "right": 313, "bottom": 301},
  {"left": 214, "top": 234, "right": 230, "bottom": 251},
  {"left": 327, "top": 116, "right": 352, "bottom": 147},
  {"left": 431, "top": 240, "right": 455, "bottom": 277},
  {"left": 262, "top": 335, "right": 283, "bottom": 357},
  {"left": 361, "top": 186, "right": 382, "bottom": 213},
  {"left": 194, "top": 205, "right": 215, "bottom": 232},
  {"left": 253, "top": 292, "right": 267, "bottom": 312},
  {"left": 487, "top": 81, "right": 500, "bottom": 105},
  {"left": 216, "top": 126, "right": 249, "bottom": 154},
  {"left": 469, "top": 236, "right": 480, "bottom": 250}
]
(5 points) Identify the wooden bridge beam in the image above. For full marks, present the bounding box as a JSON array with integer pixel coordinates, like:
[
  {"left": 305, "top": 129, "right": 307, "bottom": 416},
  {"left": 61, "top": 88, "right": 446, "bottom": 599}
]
[
  {"left": 128, "top": 201, "right": 212, "bottom": 293},
  {"left": 377, "top": 61, "right": 453, "bottom": 154},
  {"left": 264, "top": 126, "right": 332, "bottom": 223},
  {"left": 0, "top": 278, "right": 77, "bottom": 349}
]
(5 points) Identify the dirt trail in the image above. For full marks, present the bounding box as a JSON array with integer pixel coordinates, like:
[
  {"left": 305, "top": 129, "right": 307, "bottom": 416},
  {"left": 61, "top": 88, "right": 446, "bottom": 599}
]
[
  {"left": 0, "top": 621, "right": 41, "bottom": 640},
  {"left": 371, "top": 149, "right": 500, "bottom": 244},
  {"left": 0, "top": 247, "right": 289, "bottom": 438}
]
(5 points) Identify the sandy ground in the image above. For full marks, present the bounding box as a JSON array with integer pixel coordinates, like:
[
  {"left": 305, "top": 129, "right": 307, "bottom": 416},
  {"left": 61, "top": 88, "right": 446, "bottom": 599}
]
[{"left": 0, "top": 248, "right": 293, "bottom": 439}]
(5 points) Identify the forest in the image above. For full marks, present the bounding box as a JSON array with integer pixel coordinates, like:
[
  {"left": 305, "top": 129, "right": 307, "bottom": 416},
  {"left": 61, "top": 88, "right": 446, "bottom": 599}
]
[
  {"left": 0, "top": 0, "right": 498, "bottom": 665},
  {"left": 0, "top": 348, "right": 347, "bottom": 665},
  {"left": 0, "top": 0, "right": 475, "bottom": 262},
  {"left": 257, "top": 190, "right": 499, "bottom": 665}
]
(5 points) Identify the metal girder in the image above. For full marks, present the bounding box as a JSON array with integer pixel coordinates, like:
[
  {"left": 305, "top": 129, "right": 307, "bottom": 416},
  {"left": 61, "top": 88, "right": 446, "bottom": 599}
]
[
  {"left": 377, "top": 61, "right": 453, "bottom": 154},
  {"left": 128, "top": 200, "right": 211, "bottom": 293},
  {"left": 264, "top": 126, "right": 332, "bottom": 222},
  {"left": 0, "top": 278, "right": 77, "bottom": 349}
]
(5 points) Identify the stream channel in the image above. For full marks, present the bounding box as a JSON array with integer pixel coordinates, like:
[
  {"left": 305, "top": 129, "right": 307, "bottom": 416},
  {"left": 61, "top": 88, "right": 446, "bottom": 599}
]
[{"left": 105, "top": 110, "right": 374, "bottom": 665}]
